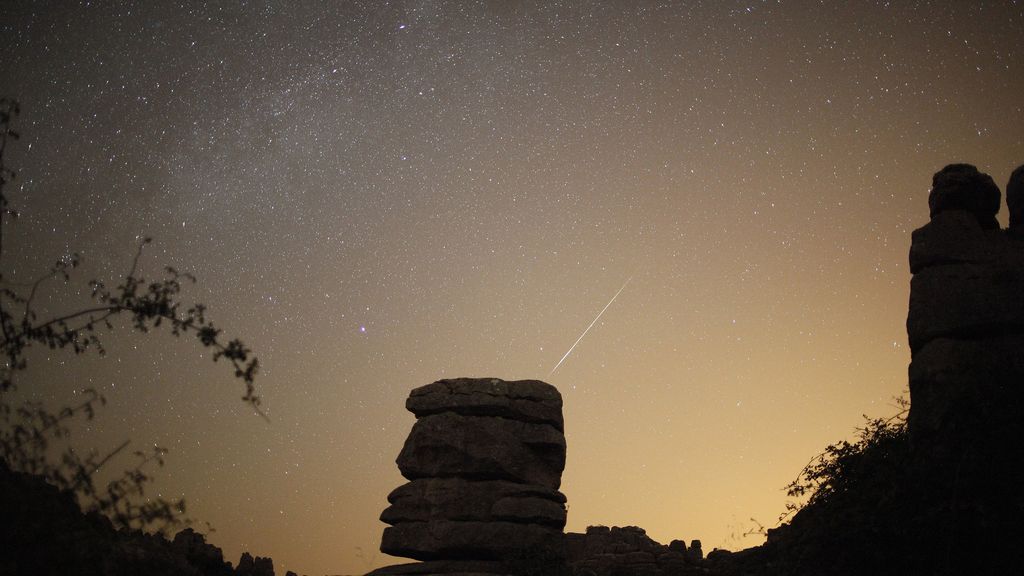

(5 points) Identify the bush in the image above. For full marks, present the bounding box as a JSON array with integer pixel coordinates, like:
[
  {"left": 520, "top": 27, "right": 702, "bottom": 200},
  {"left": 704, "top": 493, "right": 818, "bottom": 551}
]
[{"left": 783, "top": 398, "right": 909, "bottom": 515}]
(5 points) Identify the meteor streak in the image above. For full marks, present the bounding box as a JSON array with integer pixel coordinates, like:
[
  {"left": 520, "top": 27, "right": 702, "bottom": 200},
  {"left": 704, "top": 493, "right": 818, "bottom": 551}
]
[{"left": 548, "top": 276, "right": 632, "bottom": 377}]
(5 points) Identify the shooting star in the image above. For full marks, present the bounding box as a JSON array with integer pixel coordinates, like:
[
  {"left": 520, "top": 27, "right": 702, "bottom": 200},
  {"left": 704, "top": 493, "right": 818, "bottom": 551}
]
[{"left": 548, "top": 276, "right": 633, "bottom": 377}]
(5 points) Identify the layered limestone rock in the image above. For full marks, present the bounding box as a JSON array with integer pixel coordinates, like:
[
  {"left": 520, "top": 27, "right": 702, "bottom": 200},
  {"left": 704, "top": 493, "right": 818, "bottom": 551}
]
[
  {"left": 900, "top": 162, "right": 1024, "bottom": 572},
  {"left": 907, "top": 163, "right": 1024, "bottom": 448},
  {"left": 373, "top": 378, "right": 567, "bottom": 574},
  {"left": 563, "top": 526, "right": 705, "bottom": 576}
]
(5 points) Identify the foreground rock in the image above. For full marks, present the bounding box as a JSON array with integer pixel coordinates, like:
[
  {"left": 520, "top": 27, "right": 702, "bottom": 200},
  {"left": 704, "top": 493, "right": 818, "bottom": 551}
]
[{"left": 372, "top": 378, "right": 568, "bottom": 575}]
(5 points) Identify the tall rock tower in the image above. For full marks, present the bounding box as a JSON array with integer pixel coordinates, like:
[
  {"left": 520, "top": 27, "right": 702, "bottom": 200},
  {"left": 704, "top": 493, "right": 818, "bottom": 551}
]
[
  {"left": 370, "top": 378, "right": 568, "bottom": 576},
  {"left": 906, "top": 164, "right": 1024, "bottom": 449},
  {"left": 905, "top": 163, "right": 1024, "bottom": 563}
]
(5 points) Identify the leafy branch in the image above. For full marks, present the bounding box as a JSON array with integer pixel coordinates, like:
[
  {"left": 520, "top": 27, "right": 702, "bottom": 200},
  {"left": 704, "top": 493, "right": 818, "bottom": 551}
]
[
  {"left": 780, "top": 396, "right": 909, "bottom": 523},
  {"left": 0, "top": 98, "right": 262, "bottom": 532},
  {"left": 1, "top": 239, "right": 262, "bottom": 415}
]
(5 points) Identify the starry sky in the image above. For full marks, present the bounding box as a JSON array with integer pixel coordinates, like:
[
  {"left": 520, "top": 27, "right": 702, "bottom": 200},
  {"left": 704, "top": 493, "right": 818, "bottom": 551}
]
[{"left": 2, "top": 1, "right": 1023, "bottom": 574}]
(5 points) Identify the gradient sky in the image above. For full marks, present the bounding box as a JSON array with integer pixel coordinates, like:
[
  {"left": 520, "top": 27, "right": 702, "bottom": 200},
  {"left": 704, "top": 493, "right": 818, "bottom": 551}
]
[{"left": 2, "top": 1, "right": 1023, "bottom": 574}]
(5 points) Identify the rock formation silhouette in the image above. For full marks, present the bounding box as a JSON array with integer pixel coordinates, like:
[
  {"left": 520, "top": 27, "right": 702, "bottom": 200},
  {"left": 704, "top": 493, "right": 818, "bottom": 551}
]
[
  {"left": 901, "top": 162, "right": 1024, "bottom": 573},
  {"left": 172, "top": 528, "right": 235, "bottom": 575},
  {"left": 709, "top": 163, "right": 1024, "bottom": 576},
  {"left": 370, "top": 378, "right": 568, "bottom": 575},
  {"left": 564, "top": 526, "right": 705, "bottom": 576},
  {"left": 235, "top": 552, "right": 275, "bottom": 576},
  {"left": 908, "top": 163, "right": 1024, "bottom": 450}
]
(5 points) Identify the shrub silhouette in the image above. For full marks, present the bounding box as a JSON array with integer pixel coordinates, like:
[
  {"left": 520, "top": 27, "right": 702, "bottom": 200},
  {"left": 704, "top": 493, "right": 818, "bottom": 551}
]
[
  {"left": 783, "top": 397, "right": 909, "bottom": 515},
  {"left": 715, "top": 391, "right": 1024, "bottom": 576}
]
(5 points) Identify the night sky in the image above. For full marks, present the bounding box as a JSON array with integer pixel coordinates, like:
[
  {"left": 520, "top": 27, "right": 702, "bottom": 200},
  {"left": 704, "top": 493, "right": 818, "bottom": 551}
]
[{"left": 3, "top": 1, "right": 1023, "bottom": 574}]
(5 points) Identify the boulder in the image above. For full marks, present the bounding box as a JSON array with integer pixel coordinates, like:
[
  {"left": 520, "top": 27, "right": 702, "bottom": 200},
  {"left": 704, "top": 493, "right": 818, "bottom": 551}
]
[
  {"left": 927, "top": 163, "right": 1001, "bottom": 228},
  {"left": 687, "top": 539, "right": 703, "bottom": 562},
  {"left": 407, "top": 378, "right": 564, "bottom": 431}
]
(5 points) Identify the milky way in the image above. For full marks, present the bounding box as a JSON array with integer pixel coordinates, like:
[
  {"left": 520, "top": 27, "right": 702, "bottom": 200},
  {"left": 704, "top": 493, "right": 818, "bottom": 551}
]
[{"left": 2, "top": 2, "right": 1023, "bottom": 573}]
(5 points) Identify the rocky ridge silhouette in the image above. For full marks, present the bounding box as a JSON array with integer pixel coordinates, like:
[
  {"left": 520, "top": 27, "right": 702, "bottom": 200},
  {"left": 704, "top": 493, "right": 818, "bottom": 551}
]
[{"left": 0, "top": 458, "right": 284, "bottom": 576}]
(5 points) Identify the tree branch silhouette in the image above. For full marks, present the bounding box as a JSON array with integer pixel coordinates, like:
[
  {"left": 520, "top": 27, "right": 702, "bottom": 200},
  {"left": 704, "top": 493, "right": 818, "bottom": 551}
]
[{"left": 0, "top": 97, "right": 262, "bottom": 533}]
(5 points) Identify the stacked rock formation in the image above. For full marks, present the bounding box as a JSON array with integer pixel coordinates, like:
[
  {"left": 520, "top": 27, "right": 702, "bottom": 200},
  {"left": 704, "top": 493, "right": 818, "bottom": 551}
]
[
  {"left": 905, "top": 163, "right": 1024, "bottom": 569},
  {"left": 907, "top": 163, "right": 1024, "bottom": 448},
  {"left": 372, "top": 378, "right": 568, "bottom": 574}
]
